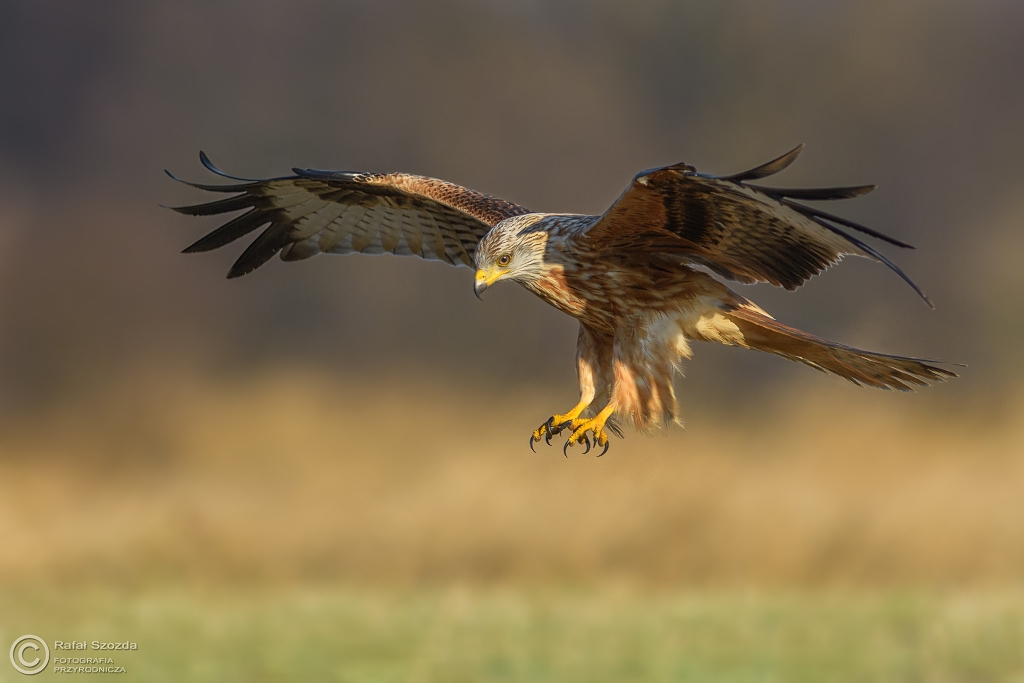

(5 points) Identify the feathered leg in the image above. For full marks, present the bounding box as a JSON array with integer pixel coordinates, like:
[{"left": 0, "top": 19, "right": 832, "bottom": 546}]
[
  {"left": 587, "top": 316, "right": 686, "bottom": 435},
  {"left": 564, "top": 322, "right": 681, "bottom": 455}
]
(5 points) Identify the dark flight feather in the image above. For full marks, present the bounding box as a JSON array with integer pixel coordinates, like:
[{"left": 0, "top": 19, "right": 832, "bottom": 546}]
[
  {"left": 745, "top": 184, "right": 876, "bottom": 201},
  {"left": 587, "top": 146, "right": 930, "bottom": 305},
  {"left": 167, "top": 153, "right": 530, "bottom": 277},
  {"left": 717, "top": 144, "right": 805, "bottom": 182}
]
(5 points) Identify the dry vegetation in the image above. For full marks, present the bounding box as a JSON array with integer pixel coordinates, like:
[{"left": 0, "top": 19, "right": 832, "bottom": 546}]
[{"left": 2, "top": 369, "right": 1021, "bottom": 589}]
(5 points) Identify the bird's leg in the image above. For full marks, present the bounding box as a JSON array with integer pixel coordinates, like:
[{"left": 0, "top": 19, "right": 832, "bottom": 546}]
[
  {"left": 532, "top": 327, "right": 607, "bottom": 453},
  {"left": 564, "top": 404, "right": 616, "bottom": 457},
  {"left": 530, "top": 399, "right": 591, "bottom": 451}
]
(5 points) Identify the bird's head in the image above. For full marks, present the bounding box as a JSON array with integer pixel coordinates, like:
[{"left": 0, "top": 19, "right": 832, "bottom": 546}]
[{"left": 473, "top": 214, "right": 549, "bottom": 299}]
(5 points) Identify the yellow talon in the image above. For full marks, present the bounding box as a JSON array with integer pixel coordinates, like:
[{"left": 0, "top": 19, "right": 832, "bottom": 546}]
[
  {"left": 550, "top": 405, "right": 587, "bottom": 428},
  {"left": 567, "top": 419, "right": 606, "bottom": 445},
  {"left": 531, "top": 402, "right": 619, "bottom": 455},
  {"left": 564, "top": 405, "right": 615, "bottom": 456},
  {"left": 530, "top": 399, "right": 591, "bottom": 450}
]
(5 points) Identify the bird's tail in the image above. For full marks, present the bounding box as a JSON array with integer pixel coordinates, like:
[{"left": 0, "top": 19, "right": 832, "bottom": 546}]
[{"left": 721, "top": 305, "right": 957, "bottom": 390}]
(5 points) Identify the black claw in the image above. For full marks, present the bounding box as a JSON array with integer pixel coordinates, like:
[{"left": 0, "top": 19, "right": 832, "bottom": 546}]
[
  {"left": 529, "top": 434, "right": 537, "bottom": 452},
  {"left": 562, "top": 439, "right": 571, "bottom": 457},
  {"left": 581, "top": 435, "right": 591, "bottom": 454},
  {"left": 597, "top": 440, "right": 610, "bottom": 457}
]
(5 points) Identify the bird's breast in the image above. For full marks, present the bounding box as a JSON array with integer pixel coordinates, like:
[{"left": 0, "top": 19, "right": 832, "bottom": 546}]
[{"left": 526, "top": 265, "right": 588, "bottom": 317}]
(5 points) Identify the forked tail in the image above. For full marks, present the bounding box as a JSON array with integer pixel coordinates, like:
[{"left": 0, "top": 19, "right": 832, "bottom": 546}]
[{"left": 723, "top": 305, "right": 958, "bottom": 390}]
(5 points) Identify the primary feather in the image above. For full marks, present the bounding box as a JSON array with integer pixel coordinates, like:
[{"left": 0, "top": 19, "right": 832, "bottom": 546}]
[{"left": 168, "top": 154, "right": 529, "bottom": 277}]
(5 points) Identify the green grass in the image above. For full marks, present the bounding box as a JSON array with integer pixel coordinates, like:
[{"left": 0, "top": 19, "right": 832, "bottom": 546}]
[{"left": 3, "top": 586, "right": 1024, "bottom": 682}]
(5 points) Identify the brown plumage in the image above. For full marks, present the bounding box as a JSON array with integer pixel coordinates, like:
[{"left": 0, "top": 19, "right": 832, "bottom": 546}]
[
  {"left": 168, "top": 146, "right": 957, "bottom": 455},
  {"left": 169, "top": 152, "right": 529, "bottom": 277}
]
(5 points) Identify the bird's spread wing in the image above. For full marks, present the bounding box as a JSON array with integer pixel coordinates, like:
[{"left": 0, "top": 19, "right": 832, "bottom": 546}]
[
  {"left": 584, "top": 145, "right": 932, "bottom": 307},
  {"left": 167, "top": 152, "right": 530, "bottom": 277}
]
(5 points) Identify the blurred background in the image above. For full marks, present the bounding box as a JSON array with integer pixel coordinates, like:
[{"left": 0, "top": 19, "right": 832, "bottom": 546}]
[{"left": 1, "top": 1, "right": 1024, "bottom": 680}]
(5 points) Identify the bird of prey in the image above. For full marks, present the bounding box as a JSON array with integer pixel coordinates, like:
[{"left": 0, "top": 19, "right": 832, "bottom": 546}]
[{"left": 168, "top": 145, "right": 955, "bottom": 456}]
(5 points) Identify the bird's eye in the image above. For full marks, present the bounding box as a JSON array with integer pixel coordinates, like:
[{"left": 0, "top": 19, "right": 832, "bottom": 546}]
[{"left": 497, "top": 254, "right": 512, "bottom": 267}]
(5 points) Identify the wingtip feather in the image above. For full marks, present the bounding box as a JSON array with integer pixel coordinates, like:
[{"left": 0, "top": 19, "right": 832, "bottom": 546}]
[
  {"left": 750, "top": 183, "right": 878, "bottom": 201},
  {"left": 199, "top": 151, "right": 260, "bottom": 181},
  {"left": 164, "top": 165, "right": 258, "bottom": 193},
  {"left": 807, "top": 214, "right": 933, "bottom": 308},
  {"left": 199, "top": 150, "right": 221, "bottom": 175},
  {"left": 721, "top": 144, "right": 805, "bottom": 182},
  {"left": 781, "top": 198, "right": 916, "bottom": 250}
]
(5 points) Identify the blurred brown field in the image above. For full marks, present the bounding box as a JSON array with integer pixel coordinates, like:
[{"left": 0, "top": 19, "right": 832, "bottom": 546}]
[{"left": 2, "top": 367, "right": 1021, "bottom": 589}]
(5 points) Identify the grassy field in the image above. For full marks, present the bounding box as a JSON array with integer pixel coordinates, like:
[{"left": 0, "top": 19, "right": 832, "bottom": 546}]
[
  {"left": 3, "top": 372, "right": 1024, "bottom": 681},
  {"left": 3, "top": 585, "right": 1024, "bottom": 683}
]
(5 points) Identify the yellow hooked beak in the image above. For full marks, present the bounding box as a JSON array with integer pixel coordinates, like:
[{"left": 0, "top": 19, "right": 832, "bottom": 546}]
[{"left": 474, "top": 266, "right": 505, "bottom": 299}]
